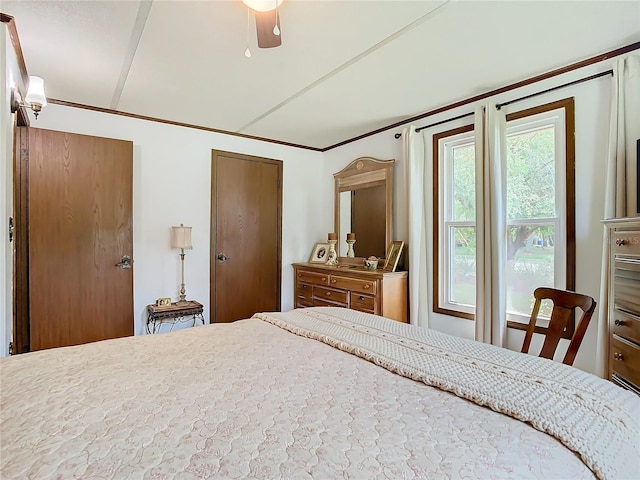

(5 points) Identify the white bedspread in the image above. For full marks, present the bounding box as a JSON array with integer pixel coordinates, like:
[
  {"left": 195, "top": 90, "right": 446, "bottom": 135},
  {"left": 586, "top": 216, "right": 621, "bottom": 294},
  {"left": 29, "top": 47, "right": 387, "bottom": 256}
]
[
  {"left": 257, "top": 307, "right": 640, "bottom": 480},
  {"left": 1, "top": 307, "right": 637, "bottom": 479}
]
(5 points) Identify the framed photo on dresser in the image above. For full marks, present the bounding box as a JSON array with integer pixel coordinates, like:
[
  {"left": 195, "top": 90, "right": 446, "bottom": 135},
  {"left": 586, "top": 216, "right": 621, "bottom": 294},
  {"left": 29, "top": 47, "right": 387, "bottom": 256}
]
[
  {"left": 309, "top": 242, "right": 330, "bottom": 263},
  {"left": 383, "top": 241, "right": 404, "bottom": 272}
]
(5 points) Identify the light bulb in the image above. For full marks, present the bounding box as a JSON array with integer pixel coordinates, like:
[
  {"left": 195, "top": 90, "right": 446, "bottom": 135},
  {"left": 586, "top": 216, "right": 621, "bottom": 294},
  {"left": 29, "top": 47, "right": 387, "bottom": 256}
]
[
  {"left": 244, "top": 47, "right": 252, "bottom": 58},
  {"left": 241, "top": 0, "right": 283, "bottom": 12}
]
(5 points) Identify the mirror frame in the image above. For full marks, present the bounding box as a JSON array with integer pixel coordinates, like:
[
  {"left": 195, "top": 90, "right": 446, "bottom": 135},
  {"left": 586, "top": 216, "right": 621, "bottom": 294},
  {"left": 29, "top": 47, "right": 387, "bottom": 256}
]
[{"left": 334, "top": 156, "right": 394, "bottom": 261}]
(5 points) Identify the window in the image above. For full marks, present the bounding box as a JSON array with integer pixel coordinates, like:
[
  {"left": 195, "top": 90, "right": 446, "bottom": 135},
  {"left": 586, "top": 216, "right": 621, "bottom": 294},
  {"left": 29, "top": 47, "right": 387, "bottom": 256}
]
[
  {"left": 504, "top": 108, "right": 567, "bottom": 322},
  {"left": 433, "top": 99, "right": 575, "bottom": 325},
  {"left": 433, "top": 125, "right": 476, "bottom": 320}
]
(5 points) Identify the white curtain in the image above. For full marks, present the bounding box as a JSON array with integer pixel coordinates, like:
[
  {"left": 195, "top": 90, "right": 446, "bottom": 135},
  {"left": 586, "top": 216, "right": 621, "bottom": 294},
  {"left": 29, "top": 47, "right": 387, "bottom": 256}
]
[
  {"left": 474, "top": 104, "right": 508, "bottom": 346},
  {"left": 595, "top": 54, "right": 640, "bottom": 377},
  {"left": 402, "top": 125, "right": 430, "bottom": 327}
]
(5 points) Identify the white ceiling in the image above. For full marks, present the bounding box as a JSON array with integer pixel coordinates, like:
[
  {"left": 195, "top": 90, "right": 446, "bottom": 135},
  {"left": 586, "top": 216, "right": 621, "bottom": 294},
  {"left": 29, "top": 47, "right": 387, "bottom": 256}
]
[{"left": 3, "top": 0, "right": 639, "bottom": 149}]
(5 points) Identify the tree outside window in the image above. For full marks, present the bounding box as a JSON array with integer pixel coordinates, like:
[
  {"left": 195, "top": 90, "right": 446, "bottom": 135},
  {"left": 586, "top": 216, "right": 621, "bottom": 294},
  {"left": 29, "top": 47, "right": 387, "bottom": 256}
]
[{"left": 433, "top": 98, "right": 575, "bottom": 325}]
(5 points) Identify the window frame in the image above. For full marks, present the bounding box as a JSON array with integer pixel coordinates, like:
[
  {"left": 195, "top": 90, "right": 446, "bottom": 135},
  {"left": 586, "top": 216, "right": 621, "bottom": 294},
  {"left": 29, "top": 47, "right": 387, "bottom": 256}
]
[
  {"left": 505, "top": 98, "right": 576, "bottom": 331},
  {"left": 504, "top": 113, "right": 566, "bottom": 323},
  {"left": 433, "top": 124, "right": 475, "bottom": 320},
  {"left": 432, "top": 98, "right": 576, "bottom": 328}
]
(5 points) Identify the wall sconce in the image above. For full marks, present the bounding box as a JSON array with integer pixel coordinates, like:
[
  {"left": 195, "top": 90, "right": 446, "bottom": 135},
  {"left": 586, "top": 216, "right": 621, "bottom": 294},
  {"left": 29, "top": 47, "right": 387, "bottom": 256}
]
[
  {"left": 10, "top": 76, "right": 47, "bottom": 119},
  {"left": 171, "top": 224, "right": 193, "bottom": 305}
]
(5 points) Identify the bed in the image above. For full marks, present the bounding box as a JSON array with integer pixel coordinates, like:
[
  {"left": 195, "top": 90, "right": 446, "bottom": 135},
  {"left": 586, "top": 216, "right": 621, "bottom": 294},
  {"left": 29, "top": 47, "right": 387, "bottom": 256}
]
[{"left": 1, "top": 307, "right": 638, "bottom": 479}]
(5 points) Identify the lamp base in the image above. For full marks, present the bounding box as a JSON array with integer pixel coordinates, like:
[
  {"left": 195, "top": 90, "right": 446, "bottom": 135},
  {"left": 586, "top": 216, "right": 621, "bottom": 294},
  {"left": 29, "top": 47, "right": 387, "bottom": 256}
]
[{"left": 176, "top": 281, "right": 187, "bottom": 306}]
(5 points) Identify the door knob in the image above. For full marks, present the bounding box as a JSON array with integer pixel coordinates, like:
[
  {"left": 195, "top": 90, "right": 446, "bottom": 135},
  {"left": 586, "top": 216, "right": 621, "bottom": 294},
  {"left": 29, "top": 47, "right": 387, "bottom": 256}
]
[
  {"left": 217, "top": 253, "right": 231, "bottom": 262},
  {"left": 115, "top": 255, "right": 132, "bottom": 269}
]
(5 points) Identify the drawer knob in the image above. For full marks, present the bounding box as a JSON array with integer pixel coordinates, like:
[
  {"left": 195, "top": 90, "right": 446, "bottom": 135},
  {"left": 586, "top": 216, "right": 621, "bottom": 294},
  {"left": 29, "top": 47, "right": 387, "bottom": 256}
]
[
  {"left": 331, "top": 279, "right": 336, "bottom": 284},
  {"left": 364, "top": 284, "right": 370, "bottom": 289},
  {"left": 302, "top": 284, "right": 307, "bottom": 289},
  {"left": 322, "top": 277, "right": 326, "bottom": 282},
  {"left": 613, "top": 352, "right": 624, "bottom": 361},
  {"left": 615, "top": 239, "right": 626, "bottom": 246},
  {"left": 614, "top": 319, "right": 626, "bottom": 327},
  {"left": 326, "top": 292, "right": 331, "bottom": 296},
  {"left": 359, "top": 295, "right": 365, "bottom": 301}
]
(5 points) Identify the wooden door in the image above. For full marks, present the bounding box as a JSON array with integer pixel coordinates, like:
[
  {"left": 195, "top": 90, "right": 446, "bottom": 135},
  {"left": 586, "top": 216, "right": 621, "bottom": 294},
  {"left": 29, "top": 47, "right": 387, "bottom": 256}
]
[
  {"left": 211, "top": 150, "right": 282, "bottom": 323},
  {"left": 14, "top": 127, "right": 134, "bottom": 351}
]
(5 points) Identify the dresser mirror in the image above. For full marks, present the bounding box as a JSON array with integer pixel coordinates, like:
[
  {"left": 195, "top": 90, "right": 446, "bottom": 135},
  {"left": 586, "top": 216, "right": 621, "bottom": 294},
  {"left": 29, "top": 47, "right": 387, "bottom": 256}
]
[{"left": 334, "top": 157, "right": 394, "bottom": 260}]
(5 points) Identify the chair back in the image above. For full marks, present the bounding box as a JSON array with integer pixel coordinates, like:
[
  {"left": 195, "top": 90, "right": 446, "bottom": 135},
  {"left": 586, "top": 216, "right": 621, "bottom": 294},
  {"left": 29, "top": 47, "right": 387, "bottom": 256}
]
[{"left": 521, "top": 287, "right": 596, "bottom": 366}]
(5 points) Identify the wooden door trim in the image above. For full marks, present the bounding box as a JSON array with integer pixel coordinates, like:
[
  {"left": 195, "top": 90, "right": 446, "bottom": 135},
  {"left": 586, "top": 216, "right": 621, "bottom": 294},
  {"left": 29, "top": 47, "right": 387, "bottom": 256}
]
[
  {"left": 12, "top": 126, "right": 30, "bottom": 353},
  {"left": 210, "top": 150, "right": 283, "bottom": 323}
]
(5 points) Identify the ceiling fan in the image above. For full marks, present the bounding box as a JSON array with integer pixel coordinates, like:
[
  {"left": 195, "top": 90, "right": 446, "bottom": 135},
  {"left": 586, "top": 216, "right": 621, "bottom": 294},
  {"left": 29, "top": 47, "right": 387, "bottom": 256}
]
[{"left": 242, "top": 0, "right": 283, "bottom": 48}]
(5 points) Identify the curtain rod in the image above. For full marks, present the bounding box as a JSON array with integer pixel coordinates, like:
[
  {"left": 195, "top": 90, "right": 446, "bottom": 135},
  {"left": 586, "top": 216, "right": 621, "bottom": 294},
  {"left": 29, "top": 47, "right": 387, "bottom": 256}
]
[
  {"left": 393, "top": 112, "right": 474, "bottom": 139},
  {"left": 495, "top": 69, "right": 613, "bottom": 110},
  {"left": 394, "top": 69, "right": 613, "bottom": 139}
]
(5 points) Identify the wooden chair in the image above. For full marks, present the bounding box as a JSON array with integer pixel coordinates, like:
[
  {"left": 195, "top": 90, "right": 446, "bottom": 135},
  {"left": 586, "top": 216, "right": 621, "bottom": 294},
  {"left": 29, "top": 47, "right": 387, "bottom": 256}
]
[{"left": 521, "top": 287, "right": 596, "bottom": 366}]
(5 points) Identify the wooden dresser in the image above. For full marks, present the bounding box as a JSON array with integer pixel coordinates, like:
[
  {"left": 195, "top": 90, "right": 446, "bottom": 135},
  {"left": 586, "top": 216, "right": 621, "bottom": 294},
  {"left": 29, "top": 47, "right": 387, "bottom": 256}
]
[
  {"left": 293, "top": 263, "right": 408, "bottom": 323},
  {"left": 605, "top": 217, "right": 640, "bottom": 394}
]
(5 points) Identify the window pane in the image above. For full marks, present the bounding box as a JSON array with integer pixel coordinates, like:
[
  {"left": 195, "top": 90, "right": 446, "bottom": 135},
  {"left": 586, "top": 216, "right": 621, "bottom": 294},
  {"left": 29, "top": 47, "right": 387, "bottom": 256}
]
[
  {"left": 506, "top": 127, "right": 555, "bottom": 220},
  {"left": 452, "top": 143, "right": 475, "bottom": 222},
  {"left": 505, "top": 224, "right": 555, "bottom": 318},
  {"left": 450, "top": 226, "right": 476, "bottom": 306}
]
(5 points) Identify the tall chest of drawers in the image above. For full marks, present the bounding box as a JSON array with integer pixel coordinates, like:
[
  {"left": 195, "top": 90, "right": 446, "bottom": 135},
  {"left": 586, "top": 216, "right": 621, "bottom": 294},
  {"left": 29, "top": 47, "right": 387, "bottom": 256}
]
[
  {"left": 605, "top": 217, "right": 640, "bottom": 394},
  {"left": 293, "top": 263, "right": 408, "bottom": 323}
]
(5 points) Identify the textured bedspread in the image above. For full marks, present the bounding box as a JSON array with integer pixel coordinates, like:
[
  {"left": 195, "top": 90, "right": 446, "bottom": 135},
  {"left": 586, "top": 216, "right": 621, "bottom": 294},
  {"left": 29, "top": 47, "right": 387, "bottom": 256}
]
[
  {"left": 1, "top": 307, "right": 637, "bottom": 479},
  {"left": 257, "top": 308, "right": 640, "bottom": 480}
]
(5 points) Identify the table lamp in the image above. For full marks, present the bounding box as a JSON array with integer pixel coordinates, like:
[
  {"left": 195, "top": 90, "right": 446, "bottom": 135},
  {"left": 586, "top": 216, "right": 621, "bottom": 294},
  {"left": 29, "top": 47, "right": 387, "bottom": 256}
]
[{"left": 171, "top": 224, "right": 193, "bottom": 305}]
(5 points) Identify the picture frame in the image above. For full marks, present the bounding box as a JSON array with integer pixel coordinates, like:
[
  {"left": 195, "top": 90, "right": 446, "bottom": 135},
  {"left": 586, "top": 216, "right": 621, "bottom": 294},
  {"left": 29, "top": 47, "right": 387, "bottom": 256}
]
[
  {"left": 383, "top": 241, "right": 404, "bottom": 272},
  {"left": 309, "top": 242, "right": 330, "bottom": 263},
  {"left": 156, "top": 297, "right": 172, "bottom": 307}
]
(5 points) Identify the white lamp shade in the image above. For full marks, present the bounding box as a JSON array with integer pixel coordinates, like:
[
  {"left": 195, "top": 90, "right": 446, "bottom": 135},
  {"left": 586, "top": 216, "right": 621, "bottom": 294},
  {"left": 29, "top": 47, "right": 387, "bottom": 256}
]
[
  {"left": 241, "top": 0, "right": 283, "bottom": 12},
  {"left": 25, "top": 76, "right": 47, "bottom": 107},
  {"left": 171, "top": 225, "right": 193, "bottom": 249}
]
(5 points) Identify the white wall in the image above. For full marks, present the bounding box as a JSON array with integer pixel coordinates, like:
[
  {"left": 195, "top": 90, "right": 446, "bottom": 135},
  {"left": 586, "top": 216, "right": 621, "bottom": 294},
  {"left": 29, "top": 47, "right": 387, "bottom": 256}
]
[
  {"left": 0, "top": 38, "right": 629, "bottom": 375},
  {"left": 28, "top": 104, "right": 325, "bottom": 336},
  {"left": 323, "top": 56, "right": 629, "bottom": 375}
]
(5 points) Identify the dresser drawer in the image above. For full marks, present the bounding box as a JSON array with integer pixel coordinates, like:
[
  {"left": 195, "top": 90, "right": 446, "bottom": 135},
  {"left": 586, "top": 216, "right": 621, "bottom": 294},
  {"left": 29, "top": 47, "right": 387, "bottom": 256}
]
[
  {"left": 613, "top": 259, "right": 640, "bottom": 313},
  {"left": 314, "top": 286, "right": 348, "bottom": 305},
  {"left": 292, "top": 263, "right": 407, "bottom": 323},
  {"left": 613, "top": 308, "right": 640, "bottom": 344},
  {"left": 296, "top": 270, "right": 329, "bottom": 286},
  {"left": 350, "top": 292, "right": 376, "bottom": 313},
  {"left": 613, "top": 231, "right": 640, "bottom": 258},
  {"left": 296, "top": 282, "right": 314, "bottom": 303},
  {"left": 611, "top": 335, "right": 640, "bottom": 389},
  {"left": 314, "top": 297, "right": 348, "bottom": 308},
  {"left": 329, "top": 275, "right": 377, "bottom": 295}
]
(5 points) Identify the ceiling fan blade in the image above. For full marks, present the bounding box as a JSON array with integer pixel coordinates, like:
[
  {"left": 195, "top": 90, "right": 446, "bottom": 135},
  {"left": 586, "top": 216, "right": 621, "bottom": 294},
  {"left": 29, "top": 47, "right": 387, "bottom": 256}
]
[{"left": 255, "top": 9, "right": 281, "bottom": 48}]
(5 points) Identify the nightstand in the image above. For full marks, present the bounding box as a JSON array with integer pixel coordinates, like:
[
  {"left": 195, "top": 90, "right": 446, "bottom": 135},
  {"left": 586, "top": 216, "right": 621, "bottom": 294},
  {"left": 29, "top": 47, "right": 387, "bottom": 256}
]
[{"left": 146, "top": 301, "right": 205, "bottom": 334}]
